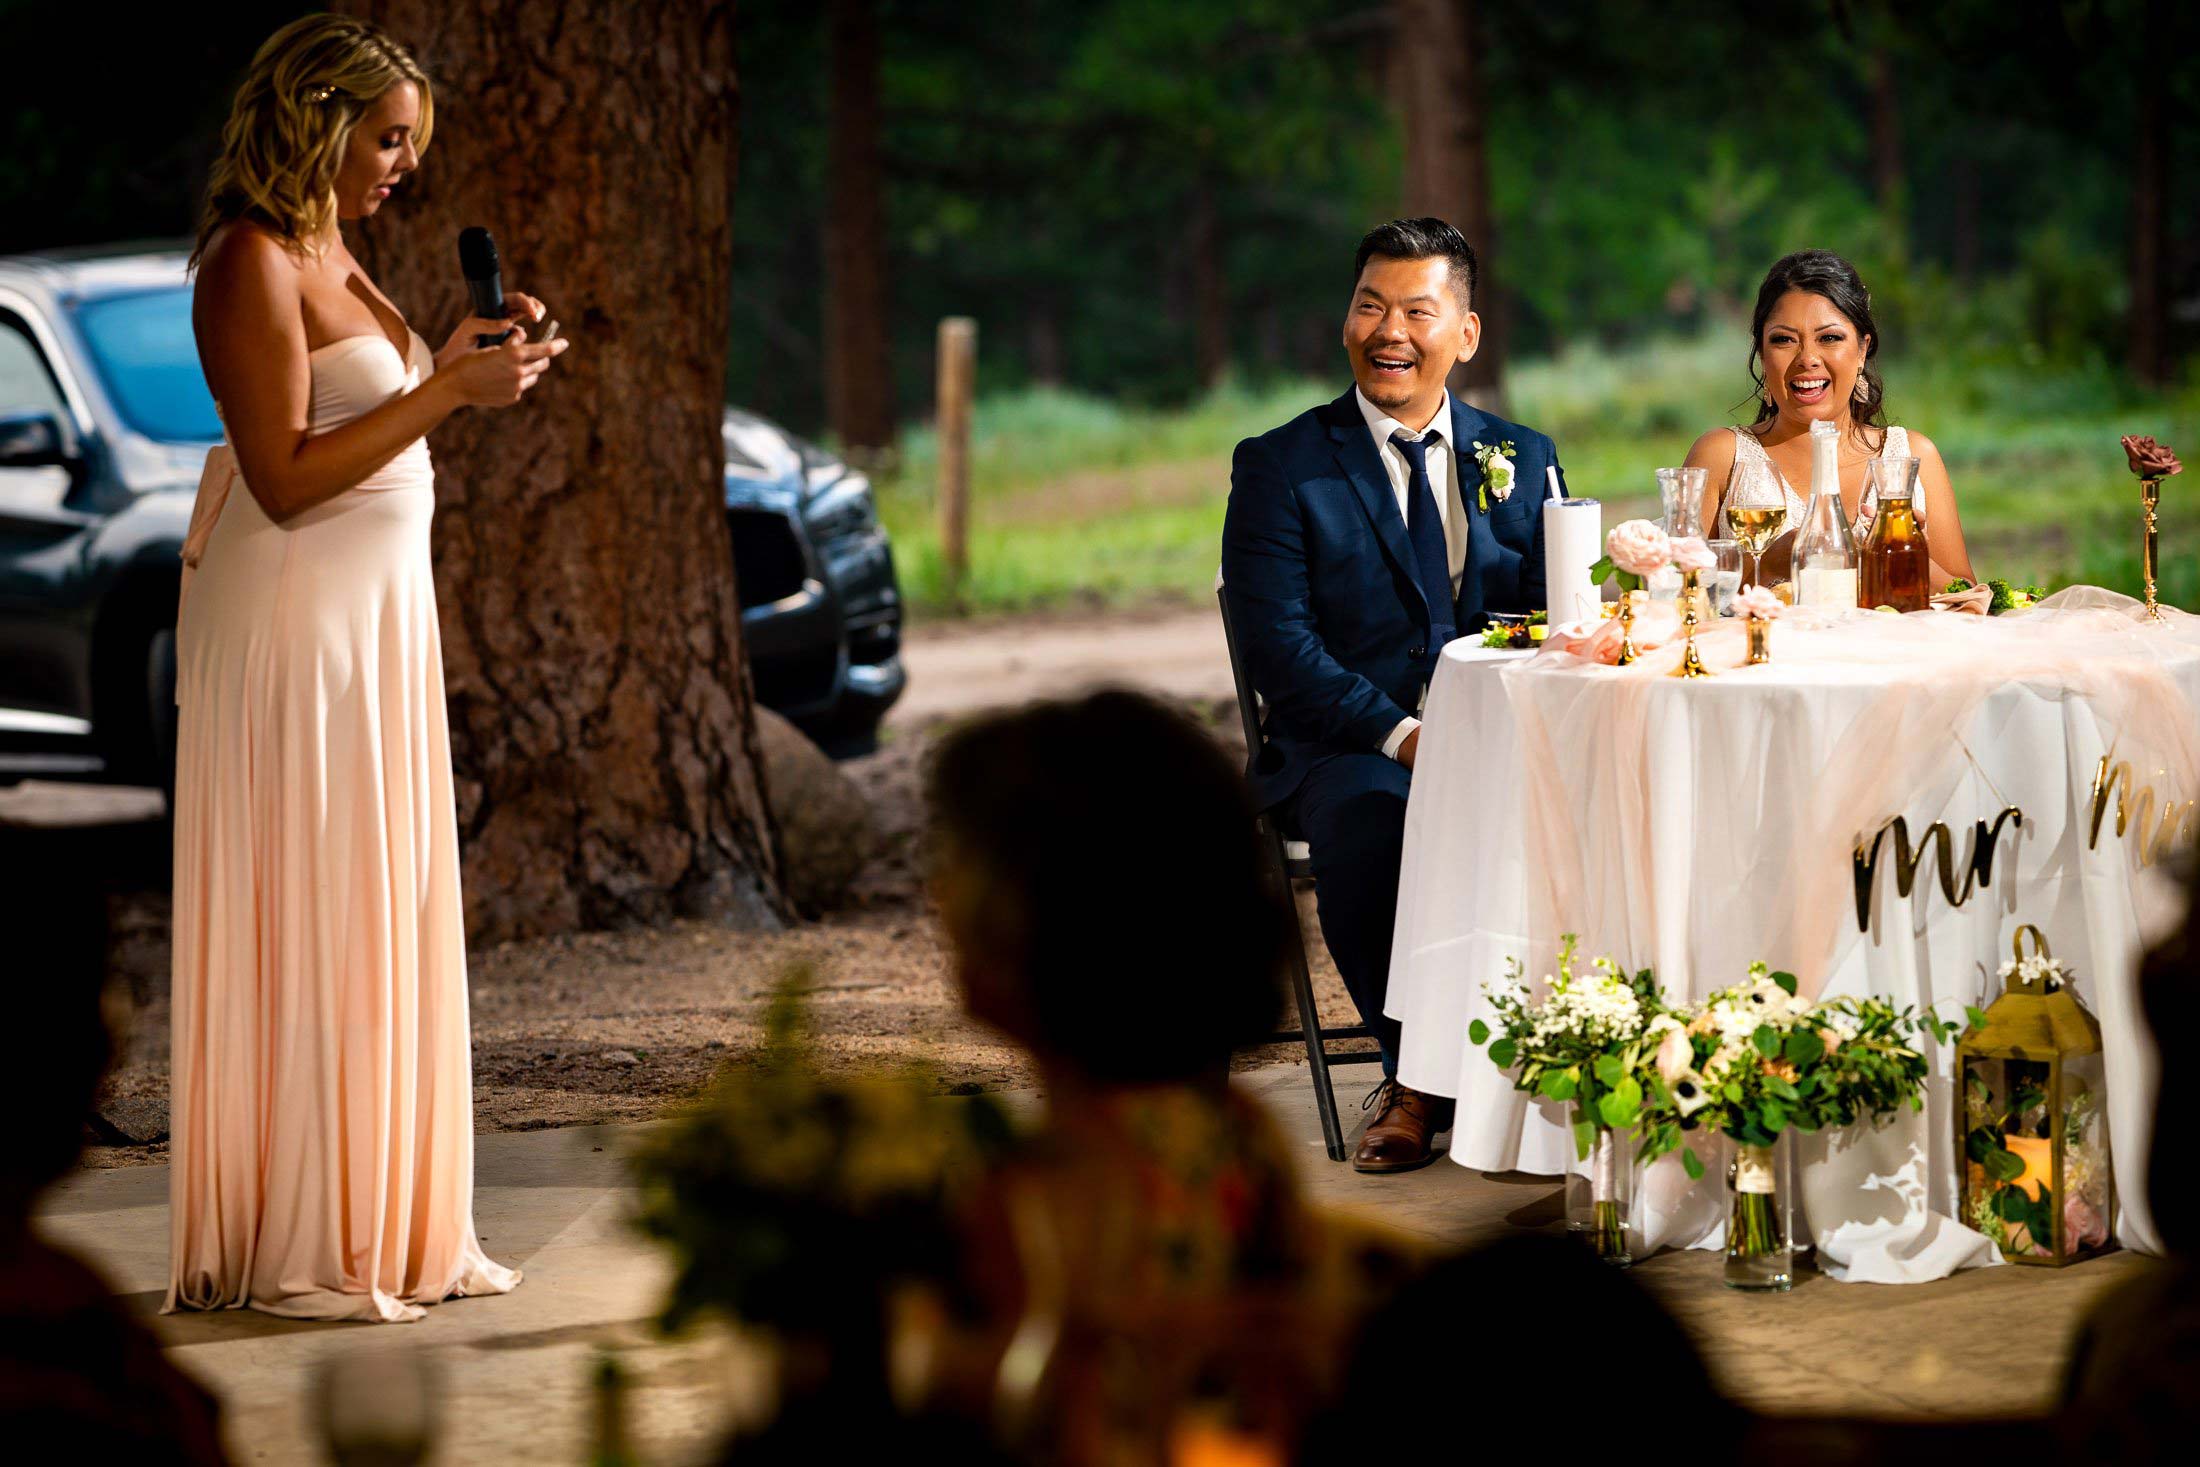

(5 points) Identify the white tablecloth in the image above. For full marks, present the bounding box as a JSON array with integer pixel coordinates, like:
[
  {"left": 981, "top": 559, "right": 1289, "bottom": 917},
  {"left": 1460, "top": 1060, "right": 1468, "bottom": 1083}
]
[{"left": 1386, "top": 599, "right": 2200, "bottom": 1279}]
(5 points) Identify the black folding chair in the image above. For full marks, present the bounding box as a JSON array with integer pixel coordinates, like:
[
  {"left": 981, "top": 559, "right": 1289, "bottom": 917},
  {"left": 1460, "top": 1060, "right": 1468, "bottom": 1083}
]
[{"left": 1216, "top": 585, "right": 1382, "bottom": 1161}]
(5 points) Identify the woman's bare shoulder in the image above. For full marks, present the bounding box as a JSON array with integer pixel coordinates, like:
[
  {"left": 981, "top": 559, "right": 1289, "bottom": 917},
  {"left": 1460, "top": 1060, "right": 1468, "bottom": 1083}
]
[
  {"left": 1684, "top": 426, "right": 1742, "bottom": 468},
  {"left": 197, "top": 220, "right": 297, "bottom": 292},
  {"left": 1902, "top": 428, "right": 1945, "bottom": 463}
]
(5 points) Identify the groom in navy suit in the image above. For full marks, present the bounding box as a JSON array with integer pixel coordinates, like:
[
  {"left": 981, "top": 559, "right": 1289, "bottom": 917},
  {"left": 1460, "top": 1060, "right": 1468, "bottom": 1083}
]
[{"left": 1222, "top": 218, "right": 1560, "bottom": 1172}]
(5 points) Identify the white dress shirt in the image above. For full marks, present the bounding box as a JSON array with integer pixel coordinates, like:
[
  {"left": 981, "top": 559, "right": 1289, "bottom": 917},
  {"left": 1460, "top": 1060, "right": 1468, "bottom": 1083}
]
[{"left": 1353, "top": 388, "right": 1469, "bottom": 761}]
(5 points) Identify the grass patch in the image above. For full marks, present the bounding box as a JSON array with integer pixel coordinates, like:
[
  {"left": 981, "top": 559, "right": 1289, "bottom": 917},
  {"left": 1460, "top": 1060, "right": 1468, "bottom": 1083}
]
[{"left": 874, "top": 331, "right": 2199, "bottom": 616}]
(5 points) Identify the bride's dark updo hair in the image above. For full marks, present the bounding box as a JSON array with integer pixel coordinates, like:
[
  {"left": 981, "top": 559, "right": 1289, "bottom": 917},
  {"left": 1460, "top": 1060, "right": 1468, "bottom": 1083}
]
[{"left": 1746, "top": 250, "right": 1886, "bottom": 441}]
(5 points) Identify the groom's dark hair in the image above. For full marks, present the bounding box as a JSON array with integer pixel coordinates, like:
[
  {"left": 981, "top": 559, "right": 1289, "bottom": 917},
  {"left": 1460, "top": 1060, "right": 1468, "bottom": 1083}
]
[{"left": 1353, "top": 217, "right": 1479, "bottom": 306}]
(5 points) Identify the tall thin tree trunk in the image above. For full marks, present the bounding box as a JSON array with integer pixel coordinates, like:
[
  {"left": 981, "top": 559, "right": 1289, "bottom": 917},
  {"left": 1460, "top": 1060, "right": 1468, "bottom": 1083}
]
[
  {"left": 1868, "top": 43, "right": 1905, "bottom": 228},
  {"left": 1397, "top": 0, "right": 1502, "bottom": 407},
  {"left": 343, "top": 0, "right": 785, "bottom": 941},
  {"left": 1951, "top": 151, "right": 1979, "bottom": 283},
  {"left": 1190, "top": 183, "right": 1229, "bottom": 391},
  {"left": 2129, "top": 0, "right": 2169, "bottom": 386},
  {"left": 826, "top": 0, "right": 896, "bottom": 452}
]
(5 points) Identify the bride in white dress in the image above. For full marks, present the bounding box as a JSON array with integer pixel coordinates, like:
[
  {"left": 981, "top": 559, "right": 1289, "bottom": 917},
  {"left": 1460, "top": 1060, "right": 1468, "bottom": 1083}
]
[{"left": 1683, "top": 250, "right": 1977, "bottom": 589}]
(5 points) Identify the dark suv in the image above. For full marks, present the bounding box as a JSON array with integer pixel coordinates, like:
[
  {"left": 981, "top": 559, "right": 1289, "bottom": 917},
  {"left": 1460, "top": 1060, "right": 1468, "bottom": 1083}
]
[{"left": 0, "top": 244, "right": 904, "bottom": 797}]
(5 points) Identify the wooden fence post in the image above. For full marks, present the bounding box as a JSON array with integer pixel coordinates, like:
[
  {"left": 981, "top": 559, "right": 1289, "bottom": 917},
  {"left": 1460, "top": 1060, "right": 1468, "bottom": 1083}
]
[{"left": 936, "top": 316, "right": 976, "bottom": 608}]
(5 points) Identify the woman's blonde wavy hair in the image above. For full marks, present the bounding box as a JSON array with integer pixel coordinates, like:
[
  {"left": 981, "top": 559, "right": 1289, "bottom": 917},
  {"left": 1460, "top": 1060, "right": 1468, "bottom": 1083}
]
[{"left": 189, "top": 14, "right": 434, "bottom": 272}]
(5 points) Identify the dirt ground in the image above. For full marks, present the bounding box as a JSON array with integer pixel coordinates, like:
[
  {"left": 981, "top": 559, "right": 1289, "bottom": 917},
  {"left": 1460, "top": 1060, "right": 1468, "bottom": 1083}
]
[{"left": 75, "top": 604, "right": 1365, "bottom": 1167}]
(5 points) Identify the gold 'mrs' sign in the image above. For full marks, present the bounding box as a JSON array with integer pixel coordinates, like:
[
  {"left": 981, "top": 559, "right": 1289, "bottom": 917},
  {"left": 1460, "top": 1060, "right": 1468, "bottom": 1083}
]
[
  {"left": 2088, "top": 755, "right": 2197, "bottom": 867},
  {"left": 1853, "top": 808, "right": 2025, "bottom": 933}
]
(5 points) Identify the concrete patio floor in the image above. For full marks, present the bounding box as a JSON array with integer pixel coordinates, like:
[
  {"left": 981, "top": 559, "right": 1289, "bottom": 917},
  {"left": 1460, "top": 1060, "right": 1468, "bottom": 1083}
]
[{"left": 40, "top": 1063, "right": 2144, "bottom": 1464}]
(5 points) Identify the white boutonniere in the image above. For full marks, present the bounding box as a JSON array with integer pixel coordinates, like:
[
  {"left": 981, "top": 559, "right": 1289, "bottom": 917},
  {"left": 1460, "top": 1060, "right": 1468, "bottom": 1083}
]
[{"left": 1472, "top": 439, "right": 1518, "bottom": 511}]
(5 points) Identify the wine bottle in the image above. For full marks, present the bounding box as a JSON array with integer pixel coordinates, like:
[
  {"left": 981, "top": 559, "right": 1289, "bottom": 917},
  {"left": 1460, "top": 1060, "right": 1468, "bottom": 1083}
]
[{"left": 1793, "top": 421, "right": 1858, "bottom": 609}]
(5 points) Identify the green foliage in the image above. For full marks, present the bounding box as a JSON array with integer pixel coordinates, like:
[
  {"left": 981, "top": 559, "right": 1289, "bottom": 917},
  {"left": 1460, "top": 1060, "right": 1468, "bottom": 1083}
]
[
  {"left": 629, "top": 972, "right": 1014, "bottom": 1335},
  {"left": 1635, "top": 970, "right": 1933, "bottom": 1169},
  {"left": 1470, "top": 935, "right": 1671, "bottom": 1156}
]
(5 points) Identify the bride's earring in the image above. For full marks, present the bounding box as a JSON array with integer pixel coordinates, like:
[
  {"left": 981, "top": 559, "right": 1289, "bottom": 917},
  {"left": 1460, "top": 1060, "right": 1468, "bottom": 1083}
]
[{"left": 1852, "top": 379, "right": 1869, "bottom": 405}]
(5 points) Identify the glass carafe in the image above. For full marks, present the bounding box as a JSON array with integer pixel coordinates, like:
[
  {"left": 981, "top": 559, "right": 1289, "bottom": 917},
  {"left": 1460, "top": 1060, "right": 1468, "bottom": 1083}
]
[
  {"left": 1860, "top": 457, "right": 1930, "bottom": 612},
  {"left": 1657, "top": 466, "right": 1708, "bottom": 538},
  {"left": 1792, "top": 421, "right": 1859, "bottom": 610}
]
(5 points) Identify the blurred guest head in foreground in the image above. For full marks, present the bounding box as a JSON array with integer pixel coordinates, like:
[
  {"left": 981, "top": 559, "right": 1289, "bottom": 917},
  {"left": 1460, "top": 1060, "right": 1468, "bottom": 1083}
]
[
  {"left": 0, "top": 827, "right": 228, "bottom": 1463},
  {"left": 2059, "top": 854, "right": 2200, "bottom": 1465},
  {"left": 925, "top": 691, "right": 1389, "bottom": 1462},
  {"left": 928, "top": 687, "right": 1291, "bottom": 1088}
]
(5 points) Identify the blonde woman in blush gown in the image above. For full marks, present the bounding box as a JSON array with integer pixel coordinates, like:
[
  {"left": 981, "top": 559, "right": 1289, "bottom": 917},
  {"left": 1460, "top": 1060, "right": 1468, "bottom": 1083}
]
[{"left": 168, "top": 16, "right": 567, "bottom": 1322}]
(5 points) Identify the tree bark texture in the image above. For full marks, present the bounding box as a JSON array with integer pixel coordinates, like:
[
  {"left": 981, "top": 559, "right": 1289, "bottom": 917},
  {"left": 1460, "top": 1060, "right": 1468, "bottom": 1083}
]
[
  {"left": 826, "top": 0, "right": 897, "bottom": 452},
  {"left": 1396, "top": 0, "right": 1503, "bottom": 405},
  {"left": 341, "top": 0, "right": 785, "bottom": 942}
]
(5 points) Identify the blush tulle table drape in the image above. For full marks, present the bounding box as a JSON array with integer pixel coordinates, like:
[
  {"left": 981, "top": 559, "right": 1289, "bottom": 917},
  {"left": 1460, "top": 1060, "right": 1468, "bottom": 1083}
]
[
  {"left": 1388, "top": 591, "right": 2200, "bottom": 1281},
  {"left": 165, "top": 332, "right": 519, "bottom": 1322}
]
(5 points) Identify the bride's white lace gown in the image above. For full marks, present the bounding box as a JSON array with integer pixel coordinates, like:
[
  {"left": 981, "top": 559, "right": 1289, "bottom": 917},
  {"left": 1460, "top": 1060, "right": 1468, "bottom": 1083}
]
[
  {"left": 165, "top": 328, "right": 519, "bottom": 1322},
  {"left": 1717, "top": 423, "right": 1914, "bottom": 532}
]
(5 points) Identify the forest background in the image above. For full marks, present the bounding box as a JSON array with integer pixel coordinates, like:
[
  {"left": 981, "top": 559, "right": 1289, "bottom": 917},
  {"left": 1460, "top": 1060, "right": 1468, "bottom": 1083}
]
[{"left": 7, "top": 0, "right": 2197, "bottom": 612}]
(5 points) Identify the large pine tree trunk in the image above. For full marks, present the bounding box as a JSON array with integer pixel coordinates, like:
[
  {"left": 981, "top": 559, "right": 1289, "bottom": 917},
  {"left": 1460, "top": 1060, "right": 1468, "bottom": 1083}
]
[
  {"left": 342, "top": 0, "right": 785, "bottom": 942},
  {"left": 1396, "top": 0, "right": 1503, "bottom": 407},
  {"left": 825, "top": 0, "right": 896, "bottom": 453},
  {"left": 2129, "top": 0, "right": 2169, "bottom": 386}
]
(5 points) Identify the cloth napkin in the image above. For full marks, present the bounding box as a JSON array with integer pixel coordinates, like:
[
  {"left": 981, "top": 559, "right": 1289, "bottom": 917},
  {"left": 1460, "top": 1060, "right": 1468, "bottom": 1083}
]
[{"left": 1930, "top": 583, "right": 1993, "bottom": 616}]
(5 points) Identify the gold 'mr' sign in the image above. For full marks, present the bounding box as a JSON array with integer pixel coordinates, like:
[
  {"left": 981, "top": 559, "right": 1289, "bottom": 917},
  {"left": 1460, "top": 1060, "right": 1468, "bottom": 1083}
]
[
  {"left": 1853, "top": 808, "right": 2024, "bottom": 933},
  {"left": 2089, "top": 755, "right": 2197, "bottom": 867}
]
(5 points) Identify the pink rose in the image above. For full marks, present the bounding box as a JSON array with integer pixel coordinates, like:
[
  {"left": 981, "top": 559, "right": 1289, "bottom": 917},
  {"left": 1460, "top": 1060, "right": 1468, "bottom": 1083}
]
[
  {"left": 1669, "top": 536, "right": 1715, "bottom": 573},
  {"left": 1605, "top": 519, "right": 1673, "bottom": 577},
  {"left": 2064, "top": 1193, "right": 2109, "bottom": 1252},
  {"left": 1655, "top": 1027, "right": 1693, "bottom": 1085},
  {"left": 1733, "top": 585, "right": 1784, "bottom": 620}
]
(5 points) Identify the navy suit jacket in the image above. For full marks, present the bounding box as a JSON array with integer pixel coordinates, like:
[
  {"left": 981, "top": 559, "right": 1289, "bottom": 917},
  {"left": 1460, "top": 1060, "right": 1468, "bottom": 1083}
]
[{"left": 1221, "top": 387, "right": 1559, "bottom": 811}]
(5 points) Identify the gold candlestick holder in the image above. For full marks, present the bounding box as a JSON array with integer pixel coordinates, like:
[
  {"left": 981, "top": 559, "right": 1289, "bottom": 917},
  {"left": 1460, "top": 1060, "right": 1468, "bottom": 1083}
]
[
  {"left": 1746, "top": 618, "right": 1771, "bottom": 665},
  {"left": 2142, "top": 475, "right": 2165, "bottom": 622},
  {"left": 1675, "top": 569, "right": 1711, "bottom": 678},
  {"left": 1615, "top": 590, "right": 1641, "bottom": 665}
]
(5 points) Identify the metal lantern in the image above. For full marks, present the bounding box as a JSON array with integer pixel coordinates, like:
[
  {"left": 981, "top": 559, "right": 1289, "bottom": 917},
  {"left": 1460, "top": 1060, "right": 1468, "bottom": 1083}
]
[{"left": 1956, "top": 926, "right": 2116, "bottom": 1265}]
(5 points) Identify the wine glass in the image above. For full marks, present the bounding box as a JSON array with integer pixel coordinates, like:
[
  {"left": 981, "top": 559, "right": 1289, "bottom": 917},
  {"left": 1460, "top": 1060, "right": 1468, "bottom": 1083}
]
[
  {"left": 1725, "top": 464, "right": 1787, "bottom": 589},
  {"left": 1708, "top": 539, "right": 1743, "bottom": 615}
]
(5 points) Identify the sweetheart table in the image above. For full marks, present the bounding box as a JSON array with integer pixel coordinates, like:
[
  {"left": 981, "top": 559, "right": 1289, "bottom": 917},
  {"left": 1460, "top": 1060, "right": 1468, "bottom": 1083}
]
[{"left": 1384, "top": 590, "right": 2200, "bottom": 1280}]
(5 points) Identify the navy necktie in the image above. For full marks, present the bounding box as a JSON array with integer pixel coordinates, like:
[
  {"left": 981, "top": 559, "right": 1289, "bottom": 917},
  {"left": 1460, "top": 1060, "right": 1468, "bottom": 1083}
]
[{"left": 1390, "top": 430, "right": 1453, "bottom": 673}]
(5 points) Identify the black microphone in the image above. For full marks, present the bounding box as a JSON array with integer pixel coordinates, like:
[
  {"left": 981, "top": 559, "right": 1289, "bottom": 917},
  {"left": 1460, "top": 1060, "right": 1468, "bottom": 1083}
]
[{"left": 458, "top": 226, "right": 516, "bottom": 347}]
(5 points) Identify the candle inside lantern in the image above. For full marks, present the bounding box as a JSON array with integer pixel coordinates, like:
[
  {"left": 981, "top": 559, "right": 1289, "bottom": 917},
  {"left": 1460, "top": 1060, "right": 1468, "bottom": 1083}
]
[{"left": 2003, "top": 1134, "right": 2054, "bottom": 1202}]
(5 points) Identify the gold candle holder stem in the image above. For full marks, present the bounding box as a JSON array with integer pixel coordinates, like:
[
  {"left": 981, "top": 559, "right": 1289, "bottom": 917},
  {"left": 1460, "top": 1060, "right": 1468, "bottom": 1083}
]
[
  {"left": 1676, "top": 568, "right": 1711, "bottom": 678},
  {"left": 1615, "top": 589, "right": 1640, "bottom": 665},
  {"left": 1746, "top": 617, "right": 1771, "bottom": 665},
  {"left": 2142, "top": 476, "right": 2164, "bottom": 622}
]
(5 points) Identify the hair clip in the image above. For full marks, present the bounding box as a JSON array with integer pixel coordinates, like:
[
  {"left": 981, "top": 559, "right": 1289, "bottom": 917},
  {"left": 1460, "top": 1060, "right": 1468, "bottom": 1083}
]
[{"left": 305, "top": 84, "right": 339, "bottom": 104}]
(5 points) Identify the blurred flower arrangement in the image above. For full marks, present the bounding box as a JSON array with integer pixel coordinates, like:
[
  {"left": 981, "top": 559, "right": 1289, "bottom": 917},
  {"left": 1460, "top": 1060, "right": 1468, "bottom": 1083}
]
[{"left": 629, "top": 973, "right": 1014, "bottom": 1392}]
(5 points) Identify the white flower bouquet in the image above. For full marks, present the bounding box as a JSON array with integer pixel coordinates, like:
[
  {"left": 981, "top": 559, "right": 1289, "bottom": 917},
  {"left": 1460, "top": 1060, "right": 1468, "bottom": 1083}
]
[{"left": 1471, "top": 936, "right": 1674, "bottom": 1258}]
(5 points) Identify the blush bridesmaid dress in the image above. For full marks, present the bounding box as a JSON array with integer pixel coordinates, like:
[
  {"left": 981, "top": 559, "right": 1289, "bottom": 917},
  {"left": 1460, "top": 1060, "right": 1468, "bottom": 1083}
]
[{"left": 165, "top": 326, "right": 519, "bottom": 1322}]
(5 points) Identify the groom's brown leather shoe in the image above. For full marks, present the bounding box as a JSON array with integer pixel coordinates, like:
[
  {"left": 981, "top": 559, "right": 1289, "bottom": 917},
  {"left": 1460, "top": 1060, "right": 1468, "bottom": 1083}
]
[{"left": 1352, "top": 1078, "right": 1453, "bottom": 1173}]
